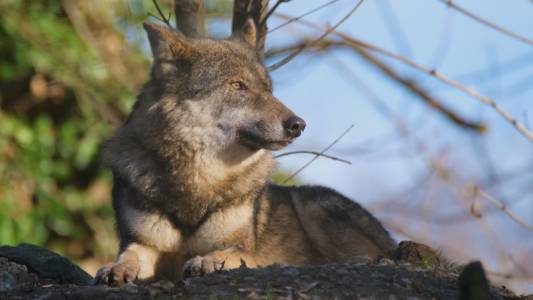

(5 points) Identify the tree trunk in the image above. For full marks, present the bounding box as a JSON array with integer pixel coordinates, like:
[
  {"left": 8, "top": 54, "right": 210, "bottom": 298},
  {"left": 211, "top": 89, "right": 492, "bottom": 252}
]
[
  {"left": 173, "top": 0, "right": 269, "bottom": 62},
  {"left": 174, "top": 0, "right": 206, "bottom": 38}
]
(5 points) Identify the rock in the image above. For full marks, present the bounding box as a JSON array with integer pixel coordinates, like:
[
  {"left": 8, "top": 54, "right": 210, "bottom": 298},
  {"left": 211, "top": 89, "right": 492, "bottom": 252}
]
[
  {"left": 0, "top": 257, "right": 38, "bottom": 291},
  {"left": 458, "top": 261, "right": 490, "bottom": 300},
  {"left": 281, "top": 267, "right": 300, "bottom": 277},
  {"left": 0, "top": 244, "right": 92, "bottom": 285},
  {"left": 0, "top": 272, "right": 16, "bottom": 292},
  {"left": 378, "top": 258, "right": 395, "bottom": 266},
  {"left": 335, "top": 268, "right": 349, "bottom": 275},
  {"left": 394, "top": 241, "right": 445, "bottom": 268},
  {"left": 150, "top": 280, "right": 174, "bottom": 292},
  {"left": 350, "top": 256, "right": 373, "bottom": 265}
]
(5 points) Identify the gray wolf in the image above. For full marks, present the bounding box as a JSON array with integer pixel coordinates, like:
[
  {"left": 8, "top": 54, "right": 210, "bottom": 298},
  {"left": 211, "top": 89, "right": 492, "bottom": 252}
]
[{"left": 95, "top": 20, "right": 396, "bottom": 285}]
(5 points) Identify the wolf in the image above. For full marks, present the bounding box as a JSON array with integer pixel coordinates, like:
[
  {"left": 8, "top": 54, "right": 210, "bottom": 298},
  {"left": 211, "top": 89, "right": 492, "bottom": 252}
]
[{"left": 94, "top": 19, "right": 396, "bottom": 285}]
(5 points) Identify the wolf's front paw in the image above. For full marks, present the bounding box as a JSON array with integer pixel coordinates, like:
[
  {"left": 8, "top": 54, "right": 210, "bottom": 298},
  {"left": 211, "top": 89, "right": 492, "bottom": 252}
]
[
  {"left": 93, "top": 262, "right": 139, "bottom": 286},
  {"left": 182, "top": 255, "right": 226, "bottom": 278}
]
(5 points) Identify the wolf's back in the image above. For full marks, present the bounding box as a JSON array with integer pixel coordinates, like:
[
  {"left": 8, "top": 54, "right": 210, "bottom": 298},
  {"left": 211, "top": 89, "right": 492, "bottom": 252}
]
[{"left": 255, "top": 185, "right": 396, "bottom": 266}]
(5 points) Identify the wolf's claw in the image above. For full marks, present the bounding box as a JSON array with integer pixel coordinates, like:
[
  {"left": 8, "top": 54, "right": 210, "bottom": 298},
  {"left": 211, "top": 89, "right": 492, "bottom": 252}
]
[
  {"left": 94, "top": 262, "right": 139, "bottom": 286},
  {"left": 182, "top": 255, "right": 225, "bottom": 278}
]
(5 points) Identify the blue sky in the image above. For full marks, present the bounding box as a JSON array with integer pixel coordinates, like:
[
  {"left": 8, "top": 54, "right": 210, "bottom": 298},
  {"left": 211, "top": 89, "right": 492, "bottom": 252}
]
[
  {"left": 264, "top": 0, "right": 532, "bottom": 207},
  {"left": 251, "top": 0, "right": 533, "bottom": 293},
  {"left": 267, "top": 0, "right": 532, "bottom": 188}
]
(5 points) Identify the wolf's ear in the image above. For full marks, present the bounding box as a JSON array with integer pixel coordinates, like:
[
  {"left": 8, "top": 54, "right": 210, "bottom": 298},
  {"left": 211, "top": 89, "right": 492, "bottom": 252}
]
[
  {"left": 234, "top": 18, "right": 257, "bottom": 49},
  {"left": 143, "top": 22, "right": 192, "bottom": 59}
]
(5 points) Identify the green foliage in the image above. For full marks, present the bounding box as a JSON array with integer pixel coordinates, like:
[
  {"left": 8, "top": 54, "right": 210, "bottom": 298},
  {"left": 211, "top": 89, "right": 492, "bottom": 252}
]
[
  {"left": 0, "top": 0, "right": 150, "bottom": 265},
  {"left": 271, "top": 169, "right": 299, "bottom": 186}
]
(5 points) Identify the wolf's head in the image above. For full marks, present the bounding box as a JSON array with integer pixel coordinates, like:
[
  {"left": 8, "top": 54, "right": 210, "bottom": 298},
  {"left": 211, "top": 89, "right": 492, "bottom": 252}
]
[{"left": 129, "top": 20, "right": 304, "bottom": 166}]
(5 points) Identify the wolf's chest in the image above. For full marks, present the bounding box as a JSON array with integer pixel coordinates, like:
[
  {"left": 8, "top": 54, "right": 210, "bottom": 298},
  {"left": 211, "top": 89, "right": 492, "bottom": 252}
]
[
  {"left": 185, "top": 202, "right": 254, "bottom": 254},
  {"left": 123, "top": 202, "right": 254, "bottom": 255},
  {"left": 123, "top": 204, "right": 183, "bottom": 252}
]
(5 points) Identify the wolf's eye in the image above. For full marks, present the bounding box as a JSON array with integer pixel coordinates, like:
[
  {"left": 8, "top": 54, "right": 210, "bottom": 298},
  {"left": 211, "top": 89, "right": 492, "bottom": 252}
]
[{"left": 231, "top": 81, "right": 247, "bottom": 91}]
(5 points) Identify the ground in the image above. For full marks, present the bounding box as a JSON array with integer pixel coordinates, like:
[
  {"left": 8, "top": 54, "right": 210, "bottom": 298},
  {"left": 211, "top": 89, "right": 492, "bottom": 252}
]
[{"left": 0, "top": 243, "right": 529, "bottom": 300}]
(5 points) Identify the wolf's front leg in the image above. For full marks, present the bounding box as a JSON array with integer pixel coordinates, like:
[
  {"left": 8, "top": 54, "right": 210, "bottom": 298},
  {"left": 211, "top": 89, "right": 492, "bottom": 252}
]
[
  {"left": 182, "top": 247, "right": 257, "bottom": 278},
  {"left": 94, "top": 243, "right": 159, "bottom": 285}
]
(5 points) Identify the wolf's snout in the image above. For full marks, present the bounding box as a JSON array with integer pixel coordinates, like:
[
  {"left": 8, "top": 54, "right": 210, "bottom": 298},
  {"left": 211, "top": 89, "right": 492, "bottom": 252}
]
[{"left": 284, "top": 116, "right": 306, "bottom": 138}]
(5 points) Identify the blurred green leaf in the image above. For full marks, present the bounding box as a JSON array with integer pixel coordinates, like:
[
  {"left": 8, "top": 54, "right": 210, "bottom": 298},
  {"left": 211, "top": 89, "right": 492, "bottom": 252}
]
[{"left": 0, "top": 0, "right": 245, "bottom": 268}]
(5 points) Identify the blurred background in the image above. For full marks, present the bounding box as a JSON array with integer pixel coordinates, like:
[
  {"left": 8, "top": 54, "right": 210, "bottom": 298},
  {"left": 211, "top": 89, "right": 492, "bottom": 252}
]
[{"left": 0, "top": 0, "right": 531, "bottom": 294}]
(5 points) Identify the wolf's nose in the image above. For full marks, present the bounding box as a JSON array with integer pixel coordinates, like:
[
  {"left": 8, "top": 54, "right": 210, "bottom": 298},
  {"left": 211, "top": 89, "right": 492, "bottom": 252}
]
[{"left": 284, "top": 116, "right": 306, "bottom": 138}]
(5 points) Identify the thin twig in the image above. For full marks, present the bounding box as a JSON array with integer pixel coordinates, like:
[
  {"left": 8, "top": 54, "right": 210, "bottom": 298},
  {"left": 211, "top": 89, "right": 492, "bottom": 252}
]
[
  {"left": 475, "top": 187, "right": 533, "bottom": 231},
  {"left": 274, "top": 13, "right": 533, "bottom": 142},
  {"left": 350, "top": 42, "right": 486, "bottom": 132},
  {"left": 147, "top": 12, "right": 171, "bottom": 26},
  {"left": 268, "top": 0, "right": 341, "bottom": 33},
  {"left": 487, "top": 271, "right": 533, "bottom": 281},
  {"left": 268, "top": 39, "right": 486, "bottom": 132},
  {"left": 282, "top": 125, "right": 354, "bottom": 183},
  {"left": 347, "top": 36, "right": 533, "bottom": 141},
  {"left": 328, "top": 53, "right": 533, "bottom": 232},
  {"left": 432, "top": 163, "right": 533, "bottom": 232},
  {"left": 268, "top": 0, "right": 365, "bottom": 71},
  {"left": 438, "top": 0, "right": 533, "bottom": 46},
  {"left": 275, "top": 150, "right": 352, "bottom": 164},
  {"left": 341, "top": 71, "right": 531, "bottom": 272},
  {"left": 151, "top": 0, "right": 172, "bottom": 28},
  {"left": 260, "top": 0, "right": 285, "bottom": 28}
]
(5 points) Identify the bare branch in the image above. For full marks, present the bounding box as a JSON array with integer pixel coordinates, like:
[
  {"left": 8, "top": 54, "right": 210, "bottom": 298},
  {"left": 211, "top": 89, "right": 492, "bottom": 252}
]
[
  {"left": 438, "top": 0, "right": 533, "bottom": 46},
  {"left": 268, "top": 0, "right": 340, "bottom": 34},
  {"left": 274, "top": 13, "right": 533, "bottom": 142},
  {"left": 268, "top": 0, "right": 365, "bottom": 71},
  {"left": 327, "top": 53, "right": 533, "bottom": 233},
  {"left": 260, "top": 0, "right": 285, "bottom": 28},
  {"left": 424, "top": 156, "right": 533, "bottom": 232},
  {"left": 174, "top": 0, "right": 206, "bottom": 37},
  {"left": 475, "top": 187, "right": 533, "bottom": 231},
  {"left": 426, "top": 157, "right": 533, "bottom": 232},
  {"left": 151, "top": 0, "right": 172, "bottom": 28},
  {"left": 487, "top": 271, "right": 533, "bottom": 282},
  {"left": 348, "top": 43, "right": 486, "bottom": 132},
  {"left": 349, "top": 37, "right": 533, "bottom": 141},
  {"left": 275, "top": 150, "right": 352, "bottom": 164},
  {"left": 267, "top": 39, "right": 486, "bottom": 132},
  {"left": 282, "top": 125, "right": 354, "bottom": 183}
]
